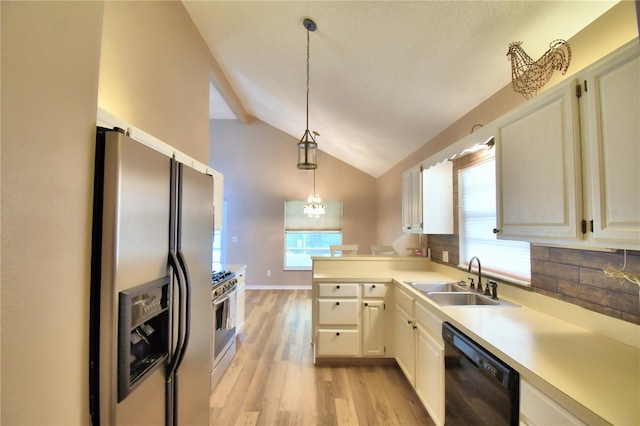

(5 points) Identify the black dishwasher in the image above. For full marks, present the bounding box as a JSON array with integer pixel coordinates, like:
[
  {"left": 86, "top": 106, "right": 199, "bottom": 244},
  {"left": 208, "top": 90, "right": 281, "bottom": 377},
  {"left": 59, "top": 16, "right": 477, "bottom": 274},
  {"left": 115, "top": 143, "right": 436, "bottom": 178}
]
[{"left": 442, "top": 322, "right": 519, "bottom": 426}]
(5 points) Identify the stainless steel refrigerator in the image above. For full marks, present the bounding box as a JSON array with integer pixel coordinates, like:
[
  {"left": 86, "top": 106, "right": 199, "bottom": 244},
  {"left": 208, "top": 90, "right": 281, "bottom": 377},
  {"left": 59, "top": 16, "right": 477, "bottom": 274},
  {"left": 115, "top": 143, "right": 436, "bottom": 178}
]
[{"left": 90, "top": 128, "right": 212, "bottom": 425}]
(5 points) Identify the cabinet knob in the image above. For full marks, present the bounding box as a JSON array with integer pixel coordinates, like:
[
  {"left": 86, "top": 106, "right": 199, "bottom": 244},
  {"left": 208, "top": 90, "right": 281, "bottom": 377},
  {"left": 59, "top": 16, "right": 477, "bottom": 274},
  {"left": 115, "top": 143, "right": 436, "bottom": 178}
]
[
  {"left": 372, "top": 285, "right": 376, "bottom": 289},
  {"left": 413, "top": 325, "right": 417, "bottom": 330},
  {"left": 336, "top": 285, "right": 340, "bottom": 289},
  {"left": 335, "top": 301, "right": 340, "bottom": 306},
  {"left": 336, "top": 332, "right": 340, "bottom": 336},
  {"left": 364, "top": 302, "right": 369, "bottom": 306},
  {"left": 407, "top": 320, "right": 412, "bottom": 325},
  {"left": 493, "top": 228, "right": 500, "bottom": 234}
]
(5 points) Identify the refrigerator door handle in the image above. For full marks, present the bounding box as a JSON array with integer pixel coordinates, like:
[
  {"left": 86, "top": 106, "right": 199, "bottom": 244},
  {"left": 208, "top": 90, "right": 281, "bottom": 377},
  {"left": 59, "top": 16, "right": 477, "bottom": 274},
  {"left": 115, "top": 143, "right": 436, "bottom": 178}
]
[
  {"left": 174, "top": 249, "right": 192, "bottom": 371},
  {"left": 167, "top": 250, "right": 186, "bottom": 377}
]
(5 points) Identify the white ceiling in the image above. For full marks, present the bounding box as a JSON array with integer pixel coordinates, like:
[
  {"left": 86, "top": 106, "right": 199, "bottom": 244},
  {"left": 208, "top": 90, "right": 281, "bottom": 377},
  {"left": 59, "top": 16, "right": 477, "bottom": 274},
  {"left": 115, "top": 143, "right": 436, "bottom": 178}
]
[{"left": 186, "top": 1, "right": 618, "bottom": 177}]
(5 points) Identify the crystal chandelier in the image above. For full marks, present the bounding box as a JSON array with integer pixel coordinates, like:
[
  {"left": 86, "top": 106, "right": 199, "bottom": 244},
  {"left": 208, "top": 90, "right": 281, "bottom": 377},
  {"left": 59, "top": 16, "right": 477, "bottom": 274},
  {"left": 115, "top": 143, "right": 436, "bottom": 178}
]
[
  {"left": 304, "top": 169, "right": 325, "bottom": 219},
  {"left": 297, "top": 18, "right": 318, "bottom": 170}
]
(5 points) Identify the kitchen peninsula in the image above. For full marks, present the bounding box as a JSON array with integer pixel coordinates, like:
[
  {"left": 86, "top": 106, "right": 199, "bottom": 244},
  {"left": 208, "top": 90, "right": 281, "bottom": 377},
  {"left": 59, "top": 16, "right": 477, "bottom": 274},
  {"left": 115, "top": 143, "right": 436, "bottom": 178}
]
[{"left": 311, "top": 255, "right": 640, "bottom": 426}]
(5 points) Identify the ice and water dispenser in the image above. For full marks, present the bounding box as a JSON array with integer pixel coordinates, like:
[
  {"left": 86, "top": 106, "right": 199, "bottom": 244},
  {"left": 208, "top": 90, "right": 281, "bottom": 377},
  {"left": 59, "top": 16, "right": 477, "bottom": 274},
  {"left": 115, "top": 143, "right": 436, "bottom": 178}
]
[{"left": 117, "top": 276, "right": 170, "bottom": 401}]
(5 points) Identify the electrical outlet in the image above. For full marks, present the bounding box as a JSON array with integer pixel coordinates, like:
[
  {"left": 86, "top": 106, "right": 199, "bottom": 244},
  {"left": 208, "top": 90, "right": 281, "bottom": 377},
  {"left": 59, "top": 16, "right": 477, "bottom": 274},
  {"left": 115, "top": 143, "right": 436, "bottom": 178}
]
[
  {"left": 267, "top": 270, "right": 271, "bottom": 277},
  {"left": 443, "top": 251, "right": 449, "bottom": 262}
]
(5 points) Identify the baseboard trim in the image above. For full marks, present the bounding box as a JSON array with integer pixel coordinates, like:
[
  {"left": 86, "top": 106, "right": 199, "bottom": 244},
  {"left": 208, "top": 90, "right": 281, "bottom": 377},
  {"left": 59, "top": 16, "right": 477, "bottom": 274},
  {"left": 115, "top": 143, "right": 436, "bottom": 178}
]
[
  {"left": 314, "top": 357, "right": 398, "bottom": 366},
  {"left": 245, "top": 284, "right": 312, "bottom": 290}
]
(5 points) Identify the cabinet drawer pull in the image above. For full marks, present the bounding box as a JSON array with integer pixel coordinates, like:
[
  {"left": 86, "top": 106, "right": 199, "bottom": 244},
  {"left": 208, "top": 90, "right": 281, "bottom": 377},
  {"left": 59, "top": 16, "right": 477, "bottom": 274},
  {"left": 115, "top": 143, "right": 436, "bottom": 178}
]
[
  {"left": 407, "top": 319, "right": 412, "bottom": 325},
  {"left": 335, "top": 301, "right": 340, "bottom": 306},
  {"left": 372, "top": 285, "right": 376, "bottom": 289},
  {"left": 336, "top": 332, "right": 340, "bottom": 336},
  {"left": 493, "top": 228, "right": 500, "bottom": 234},
  {"left": 364, "top": 302, "right": 369, "bottom": 306},
  {"left": 336, "top": 285, "right": 340, "bottom": 289}
]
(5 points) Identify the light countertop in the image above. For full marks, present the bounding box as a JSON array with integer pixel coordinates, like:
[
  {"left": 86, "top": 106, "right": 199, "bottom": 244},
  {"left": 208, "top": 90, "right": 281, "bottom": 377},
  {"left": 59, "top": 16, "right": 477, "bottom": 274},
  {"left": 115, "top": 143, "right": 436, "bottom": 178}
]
[{"left": 312, "top": 260, "right": 640, "bottom": 425}]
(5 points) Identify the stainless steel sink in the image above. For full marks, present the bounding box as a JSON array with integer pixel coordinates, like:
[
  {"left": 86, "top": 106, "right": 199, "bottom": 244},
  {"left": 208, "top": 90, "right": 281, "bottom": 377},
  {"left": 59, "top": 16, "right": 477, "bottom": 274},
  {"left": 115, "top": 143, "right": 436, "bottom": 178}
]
[
  {"left": 427, "top": 292, "right": 519, "bottom": 307},
  {"left": 407, "top": 281, "right": 467, "bottom": 293}
]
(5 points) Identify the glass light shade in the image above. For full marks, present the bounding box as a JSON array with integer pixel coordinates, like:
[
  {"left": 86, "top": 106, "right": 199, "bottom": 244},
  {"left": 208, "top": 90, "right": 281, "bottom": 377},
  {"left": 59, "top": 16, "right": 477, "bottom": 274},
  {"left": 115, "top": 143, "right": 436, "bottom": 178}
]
[{"left": 297, "top": 131, "right": 317, "bottom": 170}]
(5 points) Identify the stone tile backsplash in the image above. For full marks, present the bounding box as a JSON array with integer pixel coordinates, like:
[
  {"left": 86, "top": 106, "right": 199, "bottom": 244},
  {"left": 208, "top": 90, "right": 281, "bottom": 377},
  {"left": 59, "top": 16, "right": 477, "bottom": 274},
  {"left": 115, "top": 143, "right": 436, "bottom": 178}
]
[{"left": 428, "top": 235, "right": 640, "bottom": 325}]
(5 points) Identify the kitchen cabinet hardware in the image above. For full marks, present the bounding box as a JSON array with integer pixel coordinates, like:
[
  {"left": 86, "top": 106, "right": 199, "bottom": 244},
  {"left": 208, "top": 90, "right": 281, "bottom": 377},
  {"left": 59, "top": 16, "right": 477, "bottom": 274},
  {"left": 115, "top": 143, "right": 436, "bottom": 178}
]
[
  {"left": 493, "top": 228, "right": 499, "bottom": 234},
  {"left": 335, "top": 301, "right": 340, "bottom": 306},
  {"left": 364, "top": 302, "right": 368, "bottom": 306}
]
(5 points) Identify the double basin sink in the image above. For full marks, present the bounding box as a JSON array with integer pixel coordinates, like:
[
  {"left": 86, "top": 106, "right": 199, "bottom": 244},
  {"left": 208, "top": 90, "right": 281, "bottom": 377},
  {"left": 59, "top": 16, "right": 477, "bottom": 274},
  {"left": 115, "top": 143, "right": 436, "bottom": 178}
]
[{"left": 406, "top": 281, "right": 519, "bottom": 307}]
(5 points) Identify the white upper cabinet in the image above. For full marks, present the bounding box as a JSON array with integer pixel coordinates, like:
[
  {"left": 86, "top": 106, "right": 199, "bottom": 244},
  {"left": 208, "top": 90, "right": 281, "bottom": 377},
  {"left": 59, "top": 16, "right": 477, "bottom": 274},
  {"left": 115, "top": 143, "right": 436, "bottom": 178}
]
[
  {"left": 402, "top": 166, "right": 423, "bottom": 233},
  {"left": 422, "top": 161, "right": 453, "bottom": 234},
  {"left": 210, "top": 169, "right": 224, "bottom": 231},
  {"left": 495, "top": 78, "right": 583, "bottom": 242},
  {"left": 495, "top": 38, "right": 639, "bottom": 250},
  {"left": 582, "top": 41, "right": 640, "bottom": 248}
]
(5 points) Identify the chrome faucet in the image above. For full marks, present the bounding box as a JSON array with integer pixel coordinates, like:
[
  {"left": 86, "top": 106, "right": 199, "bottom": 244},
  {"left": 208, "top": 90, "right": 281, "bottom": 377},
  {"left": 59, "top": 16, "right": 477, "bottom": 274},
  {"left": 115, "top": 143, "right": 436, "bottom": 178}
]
[{"left": 468, "top": 256, "right": 483, "bottom": 293}]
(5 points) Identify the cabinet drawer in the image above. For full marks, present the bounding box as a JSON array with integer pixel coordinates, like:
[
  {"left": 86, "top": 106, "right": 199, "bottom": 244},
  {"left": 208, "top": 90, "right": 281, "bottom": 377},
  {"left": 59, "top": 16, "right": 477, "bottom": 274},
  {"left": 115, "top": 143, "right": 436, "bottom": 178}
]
[
  {"left": 415, "top": 301, "right": 442, "bottom": 340},
  {"left": 395, "top": 286, "right": 414, "bottom": 315},
  {"left": 316, "top": 329, "right": 360, "bottom": 356},
  {"left": 520, "top": 379, "right": 585, "bottom": 425},
  {"left": 317, "top": 283, "right": 359, "bottom": 298},
  {"left": 363, "top": 283, "right": 387, "bottom": 298},
  {"left": 317, "top": 299, "right": 359, "bottom": 325}
]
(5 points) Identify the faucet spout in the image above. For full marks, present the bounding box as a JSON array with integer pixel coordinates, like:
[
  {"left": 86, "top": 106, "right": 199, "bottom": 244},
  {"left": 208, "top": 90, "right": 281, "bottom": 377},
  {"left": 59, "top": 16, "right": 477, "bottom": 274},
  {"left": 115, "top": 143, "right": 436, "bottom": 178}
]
[{"left": 468, "top": 256, "right": 482, "bottom": 293}]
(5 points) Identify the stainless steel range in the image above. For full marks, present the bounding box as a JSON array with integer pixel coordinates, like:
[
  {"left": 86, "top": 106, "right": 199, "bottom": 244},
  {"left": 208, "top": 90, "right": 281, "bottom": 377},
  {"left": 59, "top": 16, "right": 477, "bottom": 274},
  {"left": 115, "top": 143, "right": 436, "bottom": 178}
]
[{"left": 210, "top": 270, "right": 238, "bottom": 389}]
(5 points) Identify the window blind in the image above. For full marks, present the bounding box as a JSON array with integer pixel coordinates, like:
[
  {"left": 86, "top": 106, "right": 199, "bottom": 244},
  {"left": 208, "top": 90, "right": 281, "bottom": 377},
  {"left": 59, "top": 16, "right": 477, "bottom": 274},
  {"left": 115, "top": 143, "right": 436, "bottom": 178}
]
[
  {"left": 284, "top": 200, "right": 343, "bottom": 231},
  {"left": 459, "top": 158, "right": 531, "bottom": 282}
]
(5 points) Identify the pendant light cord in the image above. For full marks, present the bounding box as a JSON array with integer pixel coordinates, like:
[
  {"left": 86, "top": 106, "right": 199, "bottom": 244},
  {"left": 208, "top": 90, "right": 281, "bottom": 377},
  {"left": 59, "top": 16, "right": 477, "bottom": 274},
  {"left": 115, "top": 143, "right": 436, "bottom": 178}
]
[{"left": 305, "top": 27, "right": 310, "bottom": 132}]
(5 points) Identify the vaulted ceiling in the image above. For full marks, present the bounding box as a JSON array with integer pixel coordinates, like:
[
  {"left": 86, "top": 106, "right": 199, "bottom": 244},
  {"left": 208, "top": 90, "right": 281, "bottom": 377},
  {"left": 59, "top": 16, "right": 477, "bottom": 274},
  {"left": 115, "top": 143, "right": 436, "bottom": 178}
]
[{"left": 184, "top": 1, "right": 618, "bottom": 177}]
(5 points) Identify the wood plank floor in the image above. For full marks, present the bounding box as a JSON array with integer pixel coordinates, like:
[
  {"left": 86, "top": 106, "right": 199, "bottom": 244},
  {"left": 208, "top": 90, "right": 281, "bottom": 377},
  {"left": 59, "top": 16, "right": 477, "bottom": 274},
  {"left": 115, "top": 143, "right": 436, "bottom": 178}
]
[{"left": 210, "top": 289, "right": 434, "bottom": 426}]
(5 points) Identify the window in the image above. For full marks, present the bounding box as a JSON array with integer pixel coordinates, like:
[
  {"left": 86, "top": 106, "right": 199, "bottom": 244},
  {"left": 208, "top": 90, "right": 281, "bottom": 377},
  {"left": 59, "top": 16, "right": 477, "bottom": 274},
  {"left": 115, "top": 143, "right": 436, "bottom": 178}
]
[
  {"left": 459, "top": 157, "right": 531, "bottom": 283},
  {"left": 284, "top": 200, "right": 343, "bottom": 270}
]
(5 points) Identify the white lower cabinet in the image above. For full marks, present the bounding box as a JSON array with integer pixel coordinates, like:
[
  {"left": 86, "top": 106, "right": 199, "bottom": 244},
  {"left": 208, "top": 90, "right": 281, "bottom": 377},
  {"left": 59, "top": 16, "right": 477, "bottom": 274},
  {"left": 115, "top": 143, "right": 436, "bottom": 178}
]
[
  {"left": 313, "top": 282, "right": 389, "bottom": 359},
  {"left": 520, "top": 379, "right": 585, "bottom": 426},
  {"left": 394, "top": 286, "right": 445, "bottom": 426},
  {"left": 362, "top": 300, "right": 385, "bottom": 356},
  {"left": 414, "top": 302, "right": 444, "bottom": 426},
  {"left": 394, "top": 302, "right": 416, "bottom": 384}
]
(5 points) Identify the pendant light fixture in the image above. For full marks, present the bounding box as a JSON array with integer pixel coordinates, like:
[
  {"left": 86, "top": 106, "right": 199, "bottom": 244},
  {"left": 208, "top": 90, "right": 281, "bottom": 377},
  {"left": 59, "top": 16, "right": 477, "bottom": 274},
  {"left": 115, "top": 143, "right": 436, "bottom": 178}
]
[
  {"left": 297, "top": 18, "right": 318, "bottom": 170},
  {"left": 304, "top": 169, "right": 325, "bottom": 219}
]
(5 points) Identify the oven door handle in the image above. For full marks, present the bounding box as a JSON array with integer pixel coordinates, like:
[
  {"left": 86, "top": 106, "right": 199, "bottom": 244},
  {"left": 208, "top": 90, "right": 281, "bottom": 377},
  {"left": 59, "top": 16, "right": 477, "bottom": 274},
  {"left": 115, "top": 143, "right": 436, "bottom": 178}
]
[{"left": 213, "top": 285, "right": 237, "bottom": 306}]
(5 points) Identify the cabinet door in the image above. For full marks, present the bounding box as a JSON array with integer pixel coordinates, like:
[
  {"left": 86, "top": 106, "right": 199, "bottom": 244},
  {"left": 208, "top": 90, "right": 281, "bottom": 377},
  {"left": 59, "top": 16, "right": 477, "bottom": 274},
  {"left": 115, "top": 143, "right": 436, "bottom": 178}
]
[
  {"left": 394, "top": 306, "right": 416, "bottom": 386},
  {"left": 423, "top": 161, "right": 453, "bottom": 234},
  {"left": 402, "top": 171, "right": 413, "bottom": 232},
  {"left": 583, "top": 41, "right": 640, "bottom": 248},
  {"left": 495, "top": 80, "right": 582, "bottom": 242},
  {"left": 211, "top": 169, "right": 224, "bottom": 231},
  {"left": 362, "top": 300, "right": 385, "bottom": 356},
  {"left": 416, "top": 327, "right": 444, "bottom": 426},
  {"left": 402, "top": 167, "right": 423, "bottom": 233}
]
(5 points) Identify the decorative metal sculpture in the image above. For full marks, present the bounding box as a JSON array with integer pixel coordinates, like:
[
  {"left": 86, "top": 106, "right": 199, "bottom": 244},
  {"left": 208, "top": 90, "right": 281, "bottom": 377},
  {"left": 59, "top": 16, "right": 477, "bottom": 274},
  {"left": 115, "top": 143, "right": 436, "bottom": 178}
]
[{"left": 507, "top": 39, "right": 571, "bottom": 99}]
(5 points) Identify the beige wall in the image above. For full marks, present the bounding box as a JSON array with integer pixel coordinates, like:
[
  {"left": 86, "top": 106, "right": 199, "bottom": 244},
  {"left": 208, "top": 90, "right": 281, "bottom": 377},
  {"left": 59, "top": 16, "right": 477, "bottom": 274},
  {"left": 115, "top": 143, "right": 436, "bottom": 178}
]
[
  {"left": 1, "top": 1, "right": 217, "bottom": 424},
  {"left": 209, "top": 119, "right": 377, "bottom": 286},
  {"left": 376, "top": 1, "right": 639, "bottom": 245},
  {"left": 98, "top": 1, "right": 212, "bottom": 163},
  {"left": 1, "top": 2, "right": 104, "bottom": 423}
]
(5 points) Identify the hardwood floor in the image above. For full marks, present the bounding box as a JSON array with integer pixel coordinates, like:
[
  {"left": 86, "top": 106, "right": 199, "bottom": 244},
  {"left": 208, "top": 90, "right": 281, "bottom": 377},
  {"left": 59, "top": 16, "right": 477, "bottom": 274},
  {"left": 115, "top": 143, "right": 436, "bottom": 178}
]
[{"left": 210, "top": 289, "right": 434, "bottom": 426}]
